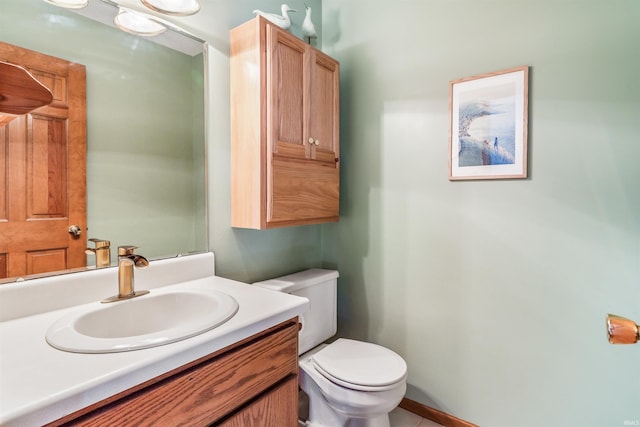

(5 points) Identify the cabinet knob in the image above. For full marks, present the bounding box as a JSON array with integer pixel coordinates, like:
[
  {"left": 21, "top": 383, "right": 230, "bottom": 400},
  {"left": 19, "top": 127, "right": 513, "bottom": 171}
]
[
  {"left": 308, "top": 138, "right": 314, "bottom": 144},
  {"left": 314, "top": 139, "right": 319, "bottom": 146}
]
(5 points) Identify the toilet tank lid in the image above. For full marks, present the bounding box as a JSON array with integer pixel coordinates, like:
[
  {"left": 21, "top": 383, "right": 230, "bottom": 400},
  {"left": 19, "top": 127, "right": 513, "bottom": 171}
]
[{"left": 252, "top": 268, "right": 339, "bottom": 293}]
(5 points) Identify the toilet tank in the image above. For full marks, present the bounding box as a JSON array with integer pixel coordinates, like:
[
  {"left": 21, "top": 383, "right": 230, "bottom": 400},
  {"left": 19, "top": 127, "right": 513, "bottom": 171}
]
[{"left": 253, "top": 269, "right": 339, "bottom": 354}]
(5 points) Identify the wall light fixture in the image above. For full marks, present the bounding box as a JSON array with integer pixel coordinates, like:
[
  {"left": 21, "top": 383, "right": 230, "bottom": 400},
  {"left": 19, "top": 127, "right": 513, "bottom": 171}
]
[
  {"left": 42, "top": 0, "right": 89, "bottom": 9},
  {"left": 140, "top": 0, "right": 200, "bottom": 16},
  {"left": 114, "top": 7, "right": 167, "bottom": 36}
]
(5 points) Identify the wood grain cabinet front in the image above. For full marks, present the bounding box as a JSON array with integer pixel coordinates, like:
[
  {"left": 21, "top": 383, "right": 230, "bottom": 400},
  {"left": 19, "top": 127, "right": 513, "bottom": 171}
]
[
  {"left": 48, "top": 319, "right": 300, "bottom": 427},
  {"left": 230, "top": 17, "right": 340, "bottom": 229}
]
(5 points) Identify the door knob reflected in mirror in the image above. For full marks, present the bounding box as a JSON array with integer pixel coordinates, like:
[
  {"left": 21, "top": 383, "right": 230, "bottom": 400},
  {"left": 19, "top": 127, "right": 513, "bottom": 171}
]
[
  {"left": 68, "top": 225, "right": 82, "bottom": 239},
  {"left": 606, "top": 314, "right": 640, "bottom": 344}
]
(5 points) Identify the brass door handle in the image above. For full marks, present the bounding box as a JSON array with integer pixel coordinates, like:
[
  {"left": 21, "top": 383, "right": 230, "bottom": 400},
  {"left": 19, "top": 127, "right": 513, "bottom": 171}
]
[
  {"left": 68, "top": 225, "right": 82, "bottom": 238},
  {"left": 606, "top": 314, "right": 640, "bottom": 344}
]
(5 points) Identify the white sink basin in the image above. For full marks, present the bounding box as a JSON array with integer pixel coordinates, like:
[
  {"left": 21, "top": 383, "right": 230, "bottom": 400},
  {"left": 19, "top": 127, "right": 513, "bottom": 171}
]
[{"left": 46, "top": 288, "right": 239, "bottom": 353}]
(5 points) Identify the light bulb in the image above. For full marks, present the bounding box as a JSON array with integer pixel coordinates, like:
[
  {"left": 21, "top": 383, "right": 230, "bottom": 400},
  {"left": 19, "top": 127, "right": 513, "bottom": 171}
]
[
  {"left": 114, "top": 7, "right": 167, "bottom": 37},
  {"left": 42, "top": 0, "right": 89, "bottom": 9},
  {"left": 140, "top": 0, "right": 200, "bottom": 16}
]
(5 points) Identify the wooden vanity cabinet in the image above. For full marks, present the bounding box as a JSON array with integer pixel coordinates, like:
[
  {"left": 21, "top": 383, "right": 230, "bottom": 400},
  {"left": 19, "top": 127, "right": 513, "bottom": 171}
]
[
  {"left": 230, "top": 17, "right": 340, "bottom": 229},
  {"left": 49, "top": 319, "right": 299, "bottom": 427}
]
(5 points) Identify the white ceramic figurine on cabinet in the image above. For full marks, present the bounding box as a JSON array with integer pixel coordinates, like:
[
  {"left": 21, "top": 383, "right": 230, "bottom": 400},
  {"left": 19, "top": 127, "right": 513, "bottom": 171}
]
[
  {"left": 253, "top": 4, "right": 296, "bottom": 29},
  {"left": 302, "top": 4, "right": 317, "bottom": 43}
]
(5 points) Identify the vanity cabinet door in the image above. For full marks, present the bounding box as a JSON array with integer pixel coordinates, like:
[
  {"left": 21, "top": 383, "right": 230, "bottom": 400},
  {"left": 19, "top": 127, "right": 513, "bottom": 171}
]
[
  {"left": 216, "top": 376, "right": 298, "bottom": 427},
  {"left": 230, "top": 17, "right": 340, "bottom": 229},
  {"left": 49, "top": 319, "right": 299, "bottom": 427}
]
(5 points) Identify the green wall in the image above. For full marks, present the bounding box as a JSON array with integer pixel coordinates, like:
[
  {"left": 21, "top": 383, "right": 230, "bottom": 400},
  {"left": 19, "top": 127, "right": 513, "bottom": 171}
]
[{"left": 321, "top": 1, "right": 640, "bottom": 426}]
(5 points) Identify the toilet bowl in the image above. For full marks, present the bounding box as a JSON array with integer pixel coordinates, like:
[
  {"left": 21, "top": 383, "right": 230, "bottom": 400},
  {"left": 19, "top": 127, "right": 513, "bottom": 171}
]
[
  {"left": 300, "top": 340, "right": 407, "bottom": 427},
  {"left": 253, "top": 269, "right": 408, "bottom": 427}
]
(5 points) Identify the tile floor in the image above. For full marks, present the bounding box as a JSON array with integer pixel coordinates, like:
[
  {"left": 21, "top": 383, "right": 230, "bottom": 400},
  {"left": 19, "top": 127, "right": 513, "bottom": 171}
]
[{"left": 389, "top": 407, "right": 444, "bottom": 427}]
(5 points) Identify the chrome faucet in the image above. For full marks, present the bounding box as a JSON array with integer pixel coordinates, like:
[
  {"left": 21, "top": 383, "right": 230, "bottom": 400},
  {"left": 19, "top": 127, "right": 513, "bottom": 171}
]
[{"left": 102, "top": 245, "right": 149, "bottom": 303}]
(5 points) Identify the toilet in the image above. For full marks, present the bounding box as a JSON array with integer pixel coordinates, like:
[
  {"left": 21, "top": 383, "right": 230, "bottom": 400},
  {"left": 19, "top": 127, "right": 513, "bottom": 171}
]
[{"left": 253, "top": 269, "right": 407, "bottom": 427}]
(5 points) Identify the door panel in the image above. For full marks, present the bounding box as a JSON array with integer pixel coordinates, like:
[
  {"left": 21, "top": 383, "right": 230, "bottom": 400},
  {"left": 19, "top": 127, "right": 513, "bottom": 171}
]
[
  {"left": 270, "top": 158, "right": 339, "bottom": 224},
  {"left": 0, "top": 255, "right": 6, "bottom": 277},
  {"left": 29, "top": 115, "right": 67, "bottom": 217},
  {"left": 27, "top": 248, "right": 66, "bottom": 276},
  {"left": 268, "top": 26, "right": 308, "bottom": 159},
  {"left": 309, "top": 51, "right": 339, "bottom": 164},
  {"left": 0, "top": 41, "right": 86, "bottom": 280},
  {"left": 0, "top": 125, "right": 6, "bottom": 221}
]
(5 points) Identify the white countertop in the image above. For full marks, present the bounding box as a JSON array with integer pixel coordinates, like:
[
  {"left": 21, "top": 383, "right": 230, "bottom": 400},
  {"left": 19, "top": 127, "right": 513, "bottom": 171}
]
[{"left": 0, "top": 253, "right": 308, "bottom": 426}]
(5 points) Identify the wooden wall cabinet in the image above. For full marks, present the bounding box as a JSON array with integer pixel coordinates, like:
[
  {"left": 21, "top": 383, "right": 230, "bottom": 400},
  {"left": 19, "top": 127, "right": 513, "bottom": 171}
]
[
  {"left": 49, "top": 319, "right": 299, "bottom": 427},
  {"left": 231, "top": 17, "right": 340, "bottom": 229}
]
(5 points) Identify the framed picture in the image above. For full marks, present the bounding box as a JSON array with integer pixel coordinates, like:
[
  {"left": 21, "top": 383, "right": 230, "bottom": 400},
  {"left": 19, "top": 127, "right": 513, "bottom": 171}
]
[{"left": 449, "top": 66, "right": 529, "bottom": 180}]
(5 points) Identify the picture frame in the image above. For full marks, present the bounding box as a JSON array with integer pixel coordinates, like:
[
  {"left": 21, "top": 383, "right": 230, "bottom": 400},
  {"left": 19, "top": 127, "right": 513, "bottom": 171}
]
[{"left": 449, "top": 66, "right": 529, "bottom": 180}]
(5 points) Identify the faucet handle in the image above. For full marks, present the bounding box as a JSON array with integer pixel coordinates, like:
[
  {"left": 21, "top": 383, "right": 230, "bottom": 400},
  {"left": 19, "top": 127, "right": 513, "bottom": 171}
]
[
  {"left": 118, "top": 245, "right": 149, "bottom": 268},
  {"left": 88, "top": 238, "right": 110, "bottom": 249},
  {"left": 118, "top": 245, "right": 139, "bottom": 256}
]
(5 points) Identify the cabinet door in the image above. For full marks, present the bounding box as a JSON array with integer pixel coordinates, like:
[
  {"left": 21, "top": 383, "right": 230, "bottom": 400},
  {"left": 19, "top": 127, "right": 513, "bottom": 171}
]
[
  {"left": 49, "top": 320, "right": 299, "bottom": 426},
  {"left": 267, "top": 26, "right": 340, "bottom": 167},
  {"left": 308, "top": 49, "right": 339, "bottom": 165},
  {"left": 216, "top": 376, "right": 298, "bottom": 427},
  {"left": 266, "top": 27, "right": 340, "bottom": 226},
  {"left": 267, "top": 25, "right": 308, "bottom": 162},
  {"left": 270, "top": 157, "right": 339, "bottom": 225}
]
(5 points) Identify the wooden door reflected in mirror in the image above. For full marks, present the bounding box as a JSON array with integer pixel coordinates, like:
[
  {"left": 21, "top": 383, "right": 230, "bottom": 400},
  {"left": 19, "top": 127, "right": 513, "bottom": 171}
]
[{"left": 0, "top": 41, "right": 87, "bottom": 279}]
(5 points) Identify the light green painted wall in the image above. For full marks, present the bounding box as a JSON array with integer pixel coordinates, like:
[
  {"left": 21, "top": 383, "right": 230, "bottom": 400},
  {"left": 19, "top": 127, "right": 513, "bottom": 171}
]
[{"left": 321, "top": 1, "right": 640, "bottom": 426}]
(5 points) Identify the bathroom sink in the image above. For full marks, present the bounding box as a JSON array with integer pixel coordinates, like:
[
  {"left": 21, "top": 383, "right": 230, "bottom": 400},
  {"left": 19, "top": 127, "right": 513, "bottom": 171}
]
[{"left": 46, "top": 288, "right": 239, "bottom": 353}]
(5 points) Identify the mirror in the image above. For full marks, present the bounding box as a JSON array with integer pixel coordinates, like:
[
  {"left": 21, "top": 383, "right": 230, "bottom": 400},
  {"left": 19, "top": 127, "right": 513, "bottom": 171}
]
[{"left": 0, "top": 0, "right": 207, "bottom": 283}]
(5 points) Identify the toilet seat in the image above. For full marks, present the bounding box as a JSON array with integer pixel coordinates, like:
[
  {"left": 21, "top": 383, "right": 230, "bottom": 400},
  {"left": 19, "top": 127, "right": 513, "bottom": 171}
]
[{"left": 311, "top": 338, "right": 407, "bottom": 392}]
